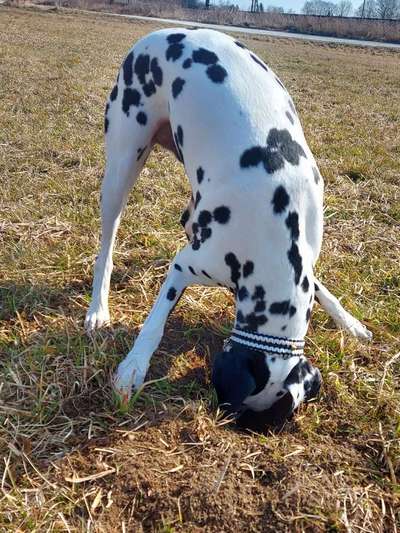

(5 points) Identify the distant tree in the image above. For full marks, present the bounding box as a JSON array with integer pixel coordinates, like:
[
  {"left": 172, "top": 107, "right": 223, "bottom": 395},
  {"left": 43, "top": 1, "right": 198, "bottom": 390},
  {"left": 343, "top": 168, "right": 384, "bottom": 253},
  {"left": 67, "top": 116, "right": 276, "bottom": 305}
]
[
  {"left": 302, "top": 0, "right": 338, "bottom": 15},
  {"left": 182, "top": 0, "right": 200, "bottom": 8},
  {"left": 250, "top": 0, "right": 259, "bottom": 12},
  {"left": 259, "top": 2, "right": 264, "bottom": 12},
  {"left": 205, "top": 0, "right": 210, "bottom": 8},
  {"left": 376, "top": 0, "right": 399, "bottom": 18},
  {"left": 356, "top": 0, "right": 377, "bottom": 16},
  {"left": 265, "top": 5, "right": 284, "bottom": 12},
  {"left": 336, "top": 0, "right": 353, "bottom": 15},
  {"left": 218, "top": 0, "right": 239, "bottom": 7}
]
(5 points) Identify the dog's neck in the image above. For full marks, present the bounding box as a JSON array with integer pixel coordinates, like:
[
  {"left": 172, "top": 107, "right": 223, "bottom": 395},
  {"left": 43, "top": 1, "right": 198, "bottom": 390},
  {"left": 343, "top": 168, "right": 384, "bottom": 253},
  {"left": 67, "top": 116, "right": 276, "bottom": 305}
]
[{"left": 229, "top": 326, "right": 305, "bottom": 359}]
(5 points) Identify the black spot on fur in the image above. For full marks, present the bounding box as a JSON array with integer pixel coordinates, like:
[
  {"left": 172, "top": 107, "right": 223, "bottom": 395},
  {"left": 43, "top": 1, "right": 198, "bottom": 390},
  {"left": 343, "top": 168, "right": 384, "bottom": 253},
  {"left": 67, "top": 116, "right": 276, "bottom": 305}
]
[
  {"left": 237, "top": 310, "right": 245, "bottom": 323},
  {"left": 173, "top": 133, "right": 184, "bottom": 162},
  {"left": 134, "top": 54, "right": 150, "bottom": 85},
  {"left": 182, "top": 58, "right": 192, "bottom": 69},
  {"left": 252, "top": 286, "right": 265, "bottom": 300},
  {"left": 192, "top": 48, "right": 218, "bottom": 65},
  {"left": 314, "top": 283, "right": 320, "bottom": 304},
  {"left": 306, "top": 308, "right": 311, "bottom": 322},
  {"left": 150, "top": 58, "right": 163, "bottom": 86},
  {"left": 143, "top": 80, "right": 156, "bottom": 97},
  {"left": 136, "top": 111, "right": 147, "bottom": 125},
  {"left": 207, "top": 64, "right": 227, "bottom": 83},
  {"left": 180, "top": 208, "right": 190, "bottom": 228},
  {"left": 269, "top": 300, "right": 290, "bottom": 315},
  {"left": 238, "top": 286, "right": 249, "bottom": 301},
  {"left": 202, "top": 270, "right": 212, "bottom": 279},
  {"left": 194, "top": 191, "right": 201, "bottom": 208},
  {"left": 240, "top": 129, "right": 306, "bottom": 174},
  {"left": 240, "top": 146, "right": 265, "bottom": 168},
  {"left": 255, "top": 300, "right": 266, "bottom": 313},
  {"left": 272, "top": 186, "right": 290, "bottom": 214},
  {"left": 197, "top": 167, "right": 204, "bottom": 184},
  {"left": 301, "top": 276, "right": 309, "bottom": 292},
  {"left": 166, "top": 43, "right": 184, "bottom": 62},
  {"left": 289, "top": 306, "right": 297, "bottom": 317},
  {"left": 177, "top": 125, "right": 183, "bottom": 146},
  {"left": 167, "top": 287, "right": 177, "bottom": 301},
  {"left": 286, "top": 110, "right": 294, "bottom": 124},
  {"left": 287, "top": 242, "right": 303, "bottom": 285},
  {"left": 250, "top": 53, "right": 268, "bottom": 72},
  {"left": 173, "top": 126, "right": 184, "bottom": 163},
  {"left": 110, "top": 85, "right": 118, "bottom": 101},
  {"left": 213, "top": 206, "right": 231, "bottom": 224},
  {"left": 189, "top": 266, "right": 196, "bottom": 275},
  {"left": 266, "top": 128, "right": 307, "bottom": 168},
  {"left": 200, "top": 227, "right": 212, "bottom": 242},
  {"left": 313, "top": 166, "right": 321, "bottom": 184},
  {"left": 225, "top": 252, "right": 241, "bottom": 289},
  {"left": 104, "top": 116, "right": 109, "bottom": 133},
  {"left": 285, "top": 211, "right": 299, "bottom": 241},
  {"left": 174, "top": 264, "right": 182, "bottom": 271},
  {"left": 243, "top": 261, "right": 254, "bottom": 278},
  {"left": 246, "top": 312, "right": 267, "bottom": 330},
  {"left": 198, "top": 210, "right": 212, "bottom": 227},
  {"left": 285, "top": 360, "right": 310, "bottom": 390},
  {"left": 234, "top": 40, "right": 247, "bottom": 49},
  {"left": 172, "top": 77, "right": 185, "bottom": 98},
  {"left": 122, "top": 88, "right": 141, "bottom": 116},
  {"left": 146, "top": 80, "right": 157, "bottom": 98},
  {"left": 167, "top": 33, "right": 186, "bottom": 43},
  {"left": 123, "top": 51, "right": 134, "bottom": 86},
  {"left": 136, "top": 146, "right": 147, "bottom": 161}
]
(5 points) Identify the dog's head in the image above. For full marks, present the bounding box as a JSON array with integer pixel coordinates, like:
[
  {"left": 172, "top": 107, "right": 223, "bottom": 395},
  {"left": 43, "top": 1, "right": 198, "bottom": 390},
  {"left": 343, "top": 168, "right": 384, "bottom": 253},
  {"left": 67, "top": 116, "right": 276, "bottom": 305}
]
[{"left": 211, "top": 342, "right": 321, "bottom": 432}]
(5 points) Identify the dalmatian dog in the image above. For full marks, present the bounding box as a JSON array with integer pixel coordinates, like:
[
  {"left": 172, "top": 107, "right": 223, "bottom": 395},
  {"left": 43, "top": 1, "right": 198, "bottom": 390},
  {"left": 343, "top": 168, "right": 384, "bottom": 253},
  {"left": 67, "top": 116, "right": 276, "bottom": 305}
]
[{"left": 85, "top": 28, "right": 372, "bottom": 427}]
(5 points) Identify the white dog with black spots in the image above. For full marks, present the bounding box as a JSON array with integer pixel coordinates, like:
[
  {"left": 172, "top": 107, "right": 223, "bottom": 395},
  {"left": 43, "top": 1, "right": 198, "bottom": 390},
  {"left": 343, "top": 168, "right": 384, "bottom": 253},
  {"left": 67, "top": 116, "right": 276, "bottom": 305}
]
[{"left": 85, "top": 28, "right": 372, "bottom": 428}]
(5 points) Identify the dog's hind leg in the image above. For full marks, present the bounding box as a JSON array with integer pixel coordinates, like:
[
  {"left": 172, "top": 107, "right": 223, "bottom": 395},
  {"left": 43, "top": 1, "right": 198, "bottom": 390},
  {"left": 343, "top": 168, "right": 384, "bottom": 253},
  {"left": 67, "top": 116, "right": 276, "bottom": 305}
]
[
  {"left": 314, "top": 280, "right": 372, "bottom": 341},
  {"left": 85, "top": 82, "right": 154, "bottom": 331}
]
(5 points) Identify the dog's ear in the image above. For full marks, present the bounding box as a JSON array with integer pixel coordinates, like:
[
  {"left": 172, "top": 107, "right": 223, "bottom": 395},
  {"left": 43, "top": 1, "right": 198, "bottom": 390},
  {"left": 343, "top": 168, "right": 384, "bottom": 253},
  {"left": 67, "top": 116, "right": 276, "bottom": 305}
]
[
  {"left": 212, "top": 350, "right": 256, "bottom": 414},
  {"left": 304, "top": 367, "right": 322, "bottom": 402}
]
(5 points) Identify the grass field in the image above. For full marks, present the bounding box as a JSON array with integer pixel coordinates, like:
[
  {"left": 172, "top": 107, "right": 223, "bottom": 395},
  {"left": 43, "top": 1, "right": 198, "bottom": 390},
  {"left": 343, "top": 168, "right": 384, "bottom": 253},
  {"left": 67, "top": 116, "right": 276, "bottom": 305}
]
[{"left": 0, "top": 6, "right": 399, "bottom": 532}]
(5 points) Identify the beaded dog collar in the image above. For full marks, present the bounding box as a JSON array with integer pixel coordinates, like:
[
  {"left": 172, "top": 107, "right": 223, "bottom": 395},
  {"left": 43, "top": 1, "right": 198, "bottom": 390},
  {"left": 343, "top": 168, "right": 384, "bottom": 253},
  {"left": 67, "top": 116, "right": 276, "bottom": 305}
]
[{"left": 230, "top": 327, "right": 304, "bottom": 357}]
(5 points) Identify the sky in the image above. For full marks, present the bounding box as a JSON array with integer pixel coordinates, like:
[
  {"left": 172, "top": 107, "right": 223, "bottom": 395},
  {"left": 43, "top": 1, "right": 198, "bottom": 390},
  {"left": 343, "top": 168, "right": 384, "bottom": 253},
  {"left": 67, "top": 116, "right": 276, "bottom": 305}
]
[{"left": 235, "top": 0, "right": 360, "bottom": 13}]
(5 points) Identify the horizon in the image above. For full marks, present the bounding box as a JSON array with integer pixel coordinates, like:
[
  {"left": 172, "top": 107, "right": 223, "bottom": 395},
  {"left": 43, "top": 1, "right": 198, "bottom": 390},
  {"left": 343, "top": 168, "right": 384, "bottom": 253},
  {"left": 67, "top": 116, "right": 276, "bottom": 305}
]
[{"left": 219, "top": 0, "right": 362, "bottom": 14}]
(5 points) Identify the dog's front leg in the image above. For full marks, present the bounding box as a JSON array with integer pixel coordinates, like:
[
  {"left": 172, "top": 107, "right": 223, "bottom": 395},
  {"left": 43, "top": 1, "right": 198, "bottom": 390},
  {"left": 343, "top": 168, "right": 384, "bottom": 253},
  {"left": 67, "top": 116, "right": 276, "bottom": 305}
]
[
  {"left": 314, "top": 280, "right": 372, "bottom": 340},
  {"left": 113, "top": 255, "right": 196, "bottom": 402}
]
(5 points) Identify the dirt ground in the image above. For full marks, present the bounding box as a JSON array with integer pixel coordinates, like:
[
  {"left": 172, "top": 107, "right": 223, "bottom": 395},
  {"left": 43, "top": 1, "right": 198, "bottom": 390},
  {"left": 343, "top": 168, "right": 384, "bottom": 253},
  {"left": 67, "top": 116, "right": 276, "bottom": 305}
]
[{"left": 0, "top": 5, "right": 399, "bottom": 532}]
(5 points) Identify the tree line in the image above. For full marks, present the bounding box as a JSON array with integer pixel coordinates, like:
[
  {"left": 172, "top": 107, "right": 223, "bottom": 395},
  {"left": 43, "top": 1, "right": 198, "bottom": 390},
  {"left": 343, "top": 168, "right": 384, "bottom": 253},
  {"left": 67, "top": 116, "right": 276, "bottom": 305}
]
[
  {"left": 299, "top": 0, "right": 398, "bottom": 18},
  {"left": 248, "top": 0, "right": 400, "bottom": 18}
]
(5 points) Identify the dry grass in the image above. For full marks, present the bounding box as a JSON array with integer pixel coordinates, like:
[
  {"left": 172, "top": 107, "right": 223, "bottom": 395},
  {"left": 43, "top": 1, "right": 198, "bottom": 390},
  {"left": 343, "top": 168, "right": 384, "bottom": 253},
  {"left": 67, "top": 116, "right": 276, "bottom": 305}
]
[{"left": 0, "top": 5, "right": 399, "bottom": 532}]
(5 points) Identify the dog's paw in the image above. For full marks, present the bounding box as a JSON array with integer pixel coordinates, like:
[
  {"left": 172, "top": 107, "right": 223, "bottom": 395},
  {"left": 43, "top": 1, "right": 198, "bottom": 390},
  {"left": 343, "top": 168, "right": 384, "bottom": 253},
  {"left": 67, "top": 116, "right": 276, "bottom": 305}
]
[
  {"left": 113, "top": 356, "right": 147, "bottom": 403},
  {"left": 341, "top": 314, "right": 372, "bottom": 342},
  {"left": 85, "top": 306, "right": 110, "bottom": 332},
  {"left": 347, "top": 321, "right": 372, "bottom": 342}
]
